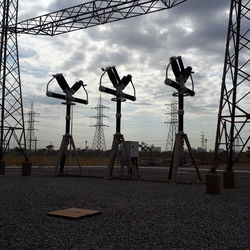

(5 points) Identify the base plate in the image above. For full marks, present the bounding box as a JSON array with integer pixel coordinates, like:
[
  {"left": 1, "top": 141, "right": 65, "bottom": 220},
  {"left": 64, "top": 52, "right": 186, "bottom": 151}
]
[{"left": 47, "top": 207, "right": 101, "bottom": 219}]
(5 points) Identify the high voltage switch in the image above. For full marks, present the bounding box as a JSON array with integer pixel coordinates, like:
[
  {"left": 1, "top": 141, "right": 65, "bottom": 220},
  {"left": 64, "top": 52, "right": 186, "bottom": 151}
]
[{"left": 91, "top": 96, "right": 109, "bottom": 151}]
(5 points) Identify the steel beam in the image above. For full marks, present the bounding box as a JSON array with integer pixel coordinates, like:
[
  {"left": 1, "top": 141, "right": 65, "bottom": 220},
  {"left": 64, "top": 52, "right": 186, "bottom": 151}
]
[{"left": 13, "top": 0, "right": 186, "bottom": 36}]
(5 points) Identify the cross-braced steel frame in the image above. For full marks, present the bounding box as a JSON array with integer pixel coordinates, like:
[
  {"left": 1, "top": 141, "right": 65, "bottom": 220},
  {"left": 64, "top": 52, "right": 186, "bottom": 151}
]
[
  {"left": 213, "top": 0, "right": 250, "bottom": 171},
  {"left": 0, "top": 0, "right": 26, "bottom": 160},
  {"left": 0, "top": 0, "right": 185, "bottom": 161},
  {"left": 13, "top": 0, "right": 186, "bottom": 36}
]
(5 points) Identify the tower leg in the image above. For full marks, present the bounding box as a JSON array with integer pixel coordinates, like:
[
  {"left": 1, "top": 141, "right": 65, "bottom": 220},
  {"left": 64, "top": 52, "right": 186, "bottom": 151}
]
[
  {"left": 183, "top": 134, "right": 202, "bottom": 182},
  {"left": 55, "top": 134, "right": 82, "bottom": 176},
  {"left": 69, "top": 136, "right": 83, "bottom": 175},
  {"left": 107, "top": 133, "right": 124, "bottom": 178},
  {"left": 168, "top": 132, "right": 201, "bottom": 182},
  {"left": 168, "top": 133, "right": 183, "bottom": 181},
  {"left": 55, "top": 135, "right": 70, "bottom": 175}
]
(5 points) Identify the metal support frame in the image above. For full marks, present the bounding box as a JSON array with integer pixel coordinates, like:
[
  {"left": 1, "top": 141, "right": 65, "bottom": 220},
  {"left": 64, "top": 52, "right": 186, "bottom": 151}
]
[
  {"left": 107, "top": 98, "right": 124, "bottom": 177},
  {"left": 99, "top": 66, "right": 136, "bottom": 178},
  {"left": 46, "top": 74, "right": 88, "bottom": 175},
  {"left": 0, "top": 0, "right": 27, "bottom": 161},
  {"left": 13, "top": 0, "right": 187, "bottom": 36},
  {"left": 55, "top": 102, "right": 82, "bottom": 175},
  {"left": 168, "top": 93, "right": 202, "bottom": 182},
  {"left": 165, "top": 56, "right": 202, "bottom": 182},
  {"left": 213, "top": 0, "right": 250, "bottom": 172}
]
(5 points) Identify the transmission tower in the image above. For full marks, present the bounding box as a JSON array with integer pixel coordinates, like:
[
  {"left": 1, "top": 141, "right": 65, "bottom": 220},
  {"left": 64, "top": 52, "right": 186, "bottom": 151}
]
[
  {"left": 200, "top": 131, "right": 206, "bottom": 151},
  {"left": 165, "top": 96, "right": 178, "bottom": 151},
  {"left": 213, "top": 0, "right": 250, "bottom": 172},
  {"left": 0, "top": 0, "right": 186, "bottom": 164},
  {"left": 0, "top": 0, "right": 26, "bottom": 160},
  {"left": 26, "top": 102, "right": 38, "bottom": 151},
  {"left": 91, "top": 95, "right": 109, "bottom": 151}
]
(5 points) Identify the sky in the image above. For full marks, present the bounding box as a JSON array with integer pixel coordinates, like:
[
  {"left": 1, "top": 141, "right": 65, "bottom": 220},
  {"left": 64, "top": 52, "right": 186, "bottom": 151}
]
[{"left": 16, "top": 0, "right": 230, "bottom": 151}]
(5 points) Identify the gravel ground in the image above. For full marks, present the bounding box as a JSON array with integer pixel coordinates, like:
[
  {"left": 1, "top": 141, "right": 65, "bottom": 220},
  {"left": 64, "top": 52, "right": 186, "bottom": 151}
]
[{"left": 0, "top": 171, "right": 249, "bottom": 249}]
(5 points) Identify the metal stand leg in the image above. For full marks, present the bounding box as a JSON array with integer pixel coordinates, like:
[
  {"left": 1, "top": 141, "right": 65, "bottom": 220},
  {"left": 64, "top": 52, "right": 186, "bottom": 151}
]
[
  {"left": 168, "top": 132, "right": 202, "bottom": 182},
  {"left": 107, "top": 133, "right": 124, "bottom": 178},
  {"left": 168, "top": 133, "right": 183, "bottom": 180},
  {"left": 55, "top": 134, "right": 82, "bottom": 176},
  {"left": 183, "top": 134, "right": 202, "bottom": 182}
]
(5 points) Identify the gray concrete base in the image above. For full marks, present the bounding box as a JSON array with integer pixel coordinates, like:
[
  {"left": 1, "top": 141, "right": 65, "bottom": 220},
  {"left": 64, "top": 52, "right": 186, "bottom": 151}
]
[
  {"left": 223, "top": 171, "right": 235, "bottom": 188},
  {"left": 0, "top": 160, "right": 5, "bottom": 175},
  {"left": 22, "top": 161, "right": 32, "bottom": 176},
  {"left": 205, "top": 173, "right": 223, "bottom": 194}
]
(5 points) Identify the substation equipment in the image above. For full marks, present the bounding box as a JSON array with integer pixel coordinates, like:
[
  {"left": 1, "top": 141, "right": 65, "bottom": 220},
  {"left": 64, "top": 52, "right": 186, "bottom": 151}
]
[
  {"left": 165, "top": 56, "right": 202, "bottom": 182},
  {"left": 46, "top": 74, "right": 88, "bottom": 175},
  {"left": 99, "top": 66, "right": 139, "bottom": 178},
  {"left": 0, "top": 0, "right": 185, "bottom": 175},
  {"left": 0, "top": 0, "right": 249, "bottom": 187}
]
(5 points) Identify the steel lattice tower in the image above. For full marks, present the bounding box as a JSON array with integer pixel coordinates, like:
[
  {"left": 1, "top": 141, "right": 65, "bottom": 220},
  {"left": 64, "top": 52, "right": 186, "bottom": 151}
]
[
  {"left": 0, "top": 0, "right": 26, "bottom": 159},
  {"left": 200, "top": 131, "right": 206, "bottom": 151},
  {"left": 165, "top": 97, "right": 178, "bottom": 151},
  {"left": 26, "top": 102, "right": 38, "bottom": 151},
  {"left": 91, "top": 95, "right": 108, "bottom": 151},
  {"left": 213, "top": 0, "right": 250, "bottom": 171}
]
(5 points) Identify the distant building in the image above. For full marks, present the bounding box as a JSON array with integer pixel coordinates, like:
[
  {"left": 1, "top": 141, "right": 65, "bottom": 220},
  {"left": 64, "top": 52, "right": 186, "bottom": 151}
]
[{"left": 151, "top": 147, "right": 161, "bottom": 152}]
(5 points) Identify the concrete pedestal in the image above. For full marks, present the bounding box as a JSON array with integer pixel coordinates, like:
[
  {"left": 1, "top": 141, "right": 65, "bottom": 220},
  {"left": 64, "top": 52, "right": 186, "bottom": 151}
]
[
  {"left": 0, "top": 160, "right": 5, "bottom": 175},
  {"left": 22, "top": 161, "right": 32, "bottom": 176},
  {"left": 205, "top": 173, "right": 223, "bottom": 194},
  {"left": 223, "top": 171, "right": 234, "bottom": 188}
]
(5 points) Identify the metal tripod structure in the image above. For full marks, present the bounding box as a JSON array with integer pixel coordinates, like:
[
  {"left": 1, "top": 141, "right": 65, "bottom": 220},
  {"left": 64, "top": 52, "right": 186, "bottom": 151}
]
[
  {"left": 213, "top": 0, "right": 250, "bottom": 172},
  {"left": 0, "top": 0, "right": 186, "bottom": 163},
  {"left": 165, "top": 56, "right": 202, "bottom": 182},
  {"left": 46, "top": 73, "right": 88, "bottom": 175},
  {"left": 91, "top": 95, "right": 109, "bottom": 151},
  {"left": 99, "top": 66, "right": 136, "bottom": 178}
]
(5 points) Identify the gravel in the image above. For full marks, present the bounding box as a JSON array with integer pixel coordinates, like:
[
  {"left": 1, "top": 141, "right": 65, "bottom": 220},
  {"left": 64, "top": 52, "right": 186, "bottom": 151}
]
[{"left": 0, "top": 171, "right": 249, "bottom": 249}]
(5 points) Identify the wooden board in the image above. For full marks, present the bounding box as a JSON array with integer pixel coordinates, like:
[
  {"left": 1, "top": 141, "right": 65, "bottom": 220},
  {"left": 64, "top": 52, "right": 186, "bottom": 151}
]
[{"left": 47, "top": 207, "right": 101, "bottom": 219}]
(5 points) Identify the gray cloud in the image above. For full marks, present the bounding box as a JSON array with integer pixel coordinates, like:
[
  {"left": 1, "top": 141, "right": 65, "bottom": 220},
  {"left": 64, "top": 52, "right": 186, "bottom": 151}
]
[{"left": 17, "top": 0, "right": 234, "bottom": 149}]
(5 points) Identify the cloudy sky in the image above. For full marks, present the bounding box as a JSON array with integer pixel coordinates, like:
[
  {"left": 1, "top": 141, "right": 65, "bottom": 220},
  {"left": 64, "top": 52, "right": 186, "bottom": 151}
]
[{"left": 17, "top": 0, "right": 230, "bottom": 150}]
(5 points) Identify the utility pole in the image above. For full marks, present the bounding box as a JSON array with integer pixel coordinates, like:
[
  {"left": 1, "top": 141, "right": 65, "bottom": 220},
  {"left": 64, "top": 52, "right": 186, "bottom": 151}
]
[
  {"left": 165, "top": 96, "right": 178, "bottom": 151},
  {"left": 26, "top": 102, "right": 38, "bottom": 151},
  {"left": 90, "top": 95, "right": 109, "bottom": 151}
]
